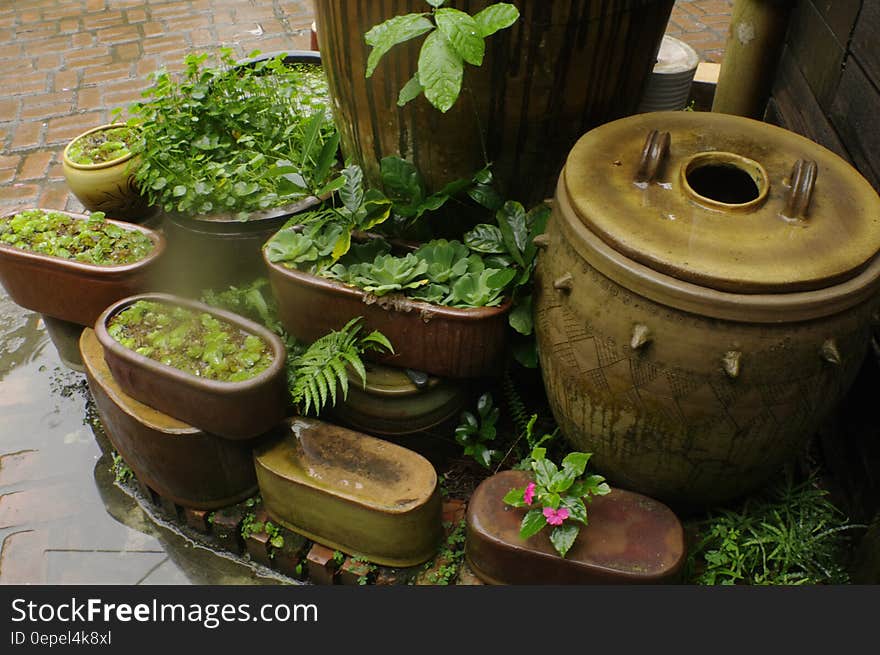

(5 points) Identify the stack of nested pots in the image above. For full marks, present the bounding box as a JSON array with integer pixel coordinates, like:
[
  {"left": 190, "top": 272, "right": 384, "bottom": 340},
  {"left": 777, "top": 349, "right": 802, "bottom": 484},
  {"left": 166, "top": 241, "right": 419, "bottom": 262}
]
[
  {"left": 81, "top": 293, "right": 289, "bottom": 510},
  {"left": 535, "top": 111, "right": 880, "bottom": 507}
]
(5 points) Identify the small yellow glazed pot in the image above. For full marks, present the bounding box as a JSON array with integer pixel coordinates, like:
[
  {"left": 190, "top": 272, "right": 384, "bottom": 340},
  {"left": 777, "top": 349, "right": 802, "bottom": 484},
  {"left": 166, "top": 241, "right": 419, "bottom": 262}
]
[{"left": 62, "top": 123, "right": 153, "bottom": 222}]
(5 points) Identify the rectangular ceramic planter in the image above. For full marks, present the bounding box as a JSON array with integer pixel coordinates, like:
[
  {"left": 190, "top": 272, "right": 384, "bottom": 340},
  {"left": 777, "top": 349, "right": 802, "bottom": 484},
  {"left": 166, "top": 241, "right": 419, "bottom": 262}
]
[
  {"left": 95, "top": 293, "right": 289, "bottom": 440},
  {"left": 254, "top": 417, "right": 442, "bottom": 567},
  {"left": 465, "top": 470, "right": 686, "bottom": 585},
  {"left": 0, "top": 209, "right": 166, "bottom": 327},
  {"left": 263, "top": 252, "right": 512, "bottom": 379},
  {"left": 80, "top": 328, "right": 259, "bottom": 510}
]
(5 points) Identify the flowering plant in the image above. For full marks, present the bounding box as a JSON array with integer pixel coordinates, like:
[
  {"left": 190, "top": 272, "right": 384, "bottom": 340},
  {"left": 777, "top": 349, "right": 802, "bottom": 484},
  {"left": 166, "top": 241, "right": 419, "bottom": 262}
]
[{"left": 503, "top": 448, "right": 611, "bottom": 557}]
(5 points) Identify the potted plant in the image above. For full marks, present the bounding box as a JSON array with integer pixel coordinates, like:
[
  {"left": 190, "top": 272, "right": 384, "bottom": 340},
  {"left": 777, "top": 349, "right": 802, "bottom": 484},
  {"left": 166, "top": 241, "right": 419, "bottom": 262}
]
[
  {"left": 62, "top": 123, "right": 155, "bottom": 223},
  {"left": 126, "top": 48, "right": 342, "bottom": 294},
  {"left": 95, "top": 293, "right": 289, "bottom": 440},
  {"left": 464, "top": 447, "right": 688, "bottom": 584},
  {"left": 313, "top": 0, "right": 676, "bottom": 205},
  {"left": 261, "top": 162, "right": 547, "bottom": 378},
  {"left": 0, "top": 208, "right": 165, "bottom": 326}
]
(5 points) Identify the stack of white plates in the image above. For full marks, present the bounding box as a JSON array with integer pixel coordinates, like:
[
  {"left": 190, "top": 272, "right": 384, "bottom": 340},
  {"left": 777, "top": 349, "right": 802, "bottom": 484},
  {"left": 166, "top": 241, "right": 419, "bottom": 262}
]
[{"left": 638, "top": 35, "right": 701, "bottom": 112}]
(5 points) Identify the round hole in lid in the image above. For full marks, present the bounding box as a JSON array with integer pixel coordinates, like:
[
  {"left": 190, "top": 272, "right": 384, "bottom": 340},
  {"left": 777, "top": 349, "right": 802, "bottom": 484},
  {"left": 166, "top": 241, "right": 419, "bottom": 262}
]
[{"left": 681, "top": 151, "right": 769, "bottom": 211}]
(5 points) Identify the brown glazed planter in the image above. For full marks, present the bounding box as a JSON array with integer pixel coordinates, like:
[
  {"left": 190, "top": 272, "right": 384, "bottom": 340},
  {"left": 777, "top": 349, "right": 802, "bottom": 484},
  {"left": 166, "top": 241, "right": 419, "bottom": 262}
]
[
  {"left": 264, "top": 253, "right": 512, "bottom": 379},
  {"left": 466, "top": 470, "right": 685, "bottom": 585},
  {"left": 0, "top": 209, "right": 166, "bottom": 327},
  {"left": 314, "top": 0, "right": 675, "bottom": 205},
  {"left": 535, "top": 111, "right": 880, "bottom": 506},
  {"left": 95, "top": 293, "right": 288, "bottom": 440},
  {"left": 80, "top": 328, "right": 258, "bottom": 510},
  {"left": 254, "top": 417, "right": 443, "bottom": 567}
]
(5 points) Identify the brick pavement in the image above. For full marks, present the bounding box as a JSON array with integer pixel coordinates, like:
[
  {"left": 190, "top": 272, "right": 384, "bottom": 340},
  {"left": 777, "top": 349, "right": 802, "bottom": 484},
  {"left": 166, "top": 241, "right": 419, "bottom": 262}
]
[{"left": 666, "top": 0, "right": 734, "bottom": 65}]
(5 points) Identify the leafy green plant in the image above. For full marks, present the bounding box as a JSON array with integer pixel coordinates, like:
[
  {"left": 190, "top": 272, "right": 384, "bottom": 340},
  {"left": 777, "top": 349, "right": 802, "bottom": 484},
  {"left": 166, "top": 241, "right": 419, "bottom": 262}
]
[
  {"left": 67, "top": 125, "right": 139, "bottom": 165},
  {"left": 288, "top": 317, "right": 393, "bottom": 415},
  {"left": 110, "top": 451, "right": 134, "bottom": 485},
  {"left": 419, "top": 519, "right": 467, "bottom": 585},
  {"left": 107, "top": 300, "right": 274, "bottom": 382},
  {"left": 128, "top": 48, "right": 339, "bottom": 218},
  {"left": 200, "top": 278, "right": 283, "bottom": 336},
  {"left": 504, "top": 448, "right": 611, "bottom": 558},
  {"left": 685, "top": 470, "right": 864, "bottom": 585},
  {"left": 365, "top": 1, "right": 520, "bottom": 112},
  {"left": 331, "top": 253, "right": 429, "bottom": 296},
  {"left": 0, "top": 209, "right": 155, "bottom": 265},
  {"left": 455, "top": 392, "right": 500, "bottom": 468}
]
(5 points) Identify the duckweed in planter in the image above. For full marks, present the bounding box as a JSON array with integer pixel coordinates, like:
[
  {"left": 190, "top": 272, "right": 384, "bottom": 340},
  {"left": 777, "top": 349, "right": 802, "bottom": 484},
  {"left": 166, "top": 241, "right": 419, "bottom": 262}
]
[
  {"left": 107, "top": 300, "right": 274, "bottom": 382},
  {"left": 0, "top": 209, "right": 154, "bottom": 265},
  {"left": 67, "top": 125, "right": 139, "bottom": 165}
]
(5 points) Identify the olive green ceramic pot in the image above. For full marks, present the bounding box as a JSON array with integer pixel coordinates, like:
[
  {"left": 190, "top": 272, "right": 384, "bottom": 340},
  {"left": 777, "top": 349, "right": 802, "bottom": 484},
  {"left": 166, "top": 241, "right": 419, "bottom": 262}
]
[
  {"left": 535, "top": 111, "right": 880, "bottom": 507},
  {"left": 314, "top": 0, "right": 675, "bottom": 205},
  {"left": 62, "top": 124, "right": 153, "bottom": 222}
]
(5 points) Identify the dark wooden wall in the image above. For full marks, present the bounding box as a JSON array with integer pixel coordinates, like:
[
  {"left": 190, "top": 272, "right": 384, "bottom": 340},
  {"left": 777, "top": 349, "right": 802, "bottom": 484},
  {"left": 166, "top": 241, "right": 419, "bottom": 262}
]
[{"left": 765, "top": 0, "right": 880, "bottom": 191}]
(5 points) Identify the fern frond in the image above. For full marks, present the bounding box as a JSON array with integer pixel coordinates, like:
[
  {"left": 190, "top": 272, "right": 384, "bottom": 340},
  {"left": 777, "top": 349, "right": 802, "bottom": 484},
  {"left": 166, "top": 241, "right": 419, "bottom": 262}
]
[{"left": 288, "top": 317, "right": 392, "bottom": 416}]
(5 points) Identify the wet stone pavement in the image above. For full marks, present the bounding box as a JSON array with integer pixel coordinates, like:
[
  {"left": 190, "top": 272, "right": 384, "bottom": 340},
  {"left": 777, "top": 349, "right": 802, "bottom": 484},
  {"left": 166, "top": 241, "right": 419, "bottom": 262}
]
[{"left": 0, "top": 0, "right": 733, "bottom": 584}]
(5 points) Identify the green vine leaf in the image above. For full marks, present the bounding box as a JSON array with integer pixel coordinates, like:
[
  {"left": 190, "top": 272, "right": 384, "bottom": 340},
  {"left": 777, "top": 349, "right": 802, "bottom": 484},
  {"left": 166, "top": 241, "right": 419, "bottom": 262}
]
[
  {"left": 473, "top": 3, "right": 520, "bottom": 37},
  {"left": 365, "top": 13, "right": 435, "bottom": 78},
  {"left": 435, "top": 8, "right": 485, "bottom": 66},
  {"left": 398, "top": 73, "right": 424, "bottom": 106},
  {"left": 417, "top": 30, "right": 464, "bottom": 113},
  {"left": 550, "top": 524, "right": 580, "bottom": 558},
  {"left": 520, "top": 508, "right": 547, "bottom": 540}
]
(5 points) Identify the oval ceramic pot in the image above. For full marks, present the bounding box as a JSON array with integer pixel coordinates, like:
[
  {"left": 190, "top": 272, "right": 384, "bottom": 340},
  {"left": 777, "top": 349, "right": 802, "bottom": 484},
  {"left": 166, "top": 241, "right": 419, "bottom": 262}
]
[
  {"left": 62, "top": 123, "right": 154, "bottom": 222},
  {"left": 535, "top": 112, "right": 880, "bottom": 506},
  {"left": 314, "top": 0, "right": 675, "bottom": 205},
  {"left": 329, "top": 362, "right": 467, "bottom": 436},
  {"left": 158, "top": 50, "right": 330, "bottom": 296},
  {"left": 80, "top": 328, "right": 259, "bottom": 510},
  {"left": 465, "top": 470, "right": 686, "bottom": 584},
  {"left": 95, "top": 293, "right": 289, "bottom": 440},
  {"left": 0, "top": 209, "right": 166, "bottom": 327},
  {"left": 254, "top": 417, "right": 443, "bottom": 567},
  {"left": 264, "top": 253, "right": 512, "bottom": 379}
]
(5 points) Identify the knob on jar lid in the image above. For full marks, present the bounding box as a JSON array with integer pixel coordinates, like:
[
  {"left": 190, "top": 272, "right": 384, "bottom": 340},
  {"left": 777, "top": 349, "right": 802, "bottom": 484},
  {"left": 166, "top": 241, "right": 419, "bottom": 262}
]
[{"left": 562, "top": 111, "right": 880, "bottom": 293}]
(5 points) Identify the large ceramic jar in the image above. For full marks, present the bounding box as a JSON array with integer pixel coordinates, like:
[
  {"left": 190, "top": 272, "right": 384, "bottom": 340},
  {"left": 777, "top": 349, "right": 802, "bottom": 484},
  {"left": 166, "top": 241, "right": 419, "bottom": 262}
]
[
  {"left": 313, "top": 0, "right": 675, "bottom": 205},
  {"left": 534, "top": 111, "right": 880, "bottom": 507}
]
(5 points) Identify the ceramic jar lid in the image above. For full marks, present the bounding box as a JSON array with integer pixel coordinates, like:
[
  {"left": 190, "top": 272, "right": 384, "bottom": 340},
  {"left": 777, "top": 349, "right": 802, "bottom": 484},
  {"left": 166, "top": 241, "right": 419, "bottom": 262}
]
[{"left": 563, "top": 111, "right": 880, "bottom": 293}]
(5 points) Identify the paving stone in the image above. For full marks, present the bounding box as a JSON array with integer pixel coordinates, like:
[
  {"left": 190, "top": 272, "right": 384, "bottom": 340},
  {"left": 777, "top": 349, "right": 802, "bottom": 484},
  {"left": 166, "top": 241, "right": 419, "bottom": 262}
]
[
  {"left": 183, "top": 508, "right": 211, "bottom": 534},
  {"left": 211, "top": 506, "right": 245, "bottom": 555},
  {"left": 0, "top": 529, "right": 49, "bottom": 584}
]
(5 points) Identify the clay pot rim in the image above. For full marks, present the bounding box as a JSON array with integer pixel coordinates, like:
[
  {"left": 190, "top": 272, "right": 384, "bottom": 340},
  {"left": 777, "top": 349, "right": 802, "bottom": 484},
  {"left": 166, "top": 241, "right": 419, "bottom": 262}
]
[
  {"left": 163, "top": 192, "right": 325, "bottom": 226},
  {"left": 95, "top": 292, "right": 289, "bottom": 394},
  {"left": 62, "top": 123, "right": 140, "bottom": 171},
  {"left": 262, "top": 247, "right": 514, "bottom": 322},
  {"left": 554, "top": 180, "right": 880, "bottom": 324},
  {"left": 0, "top": 208, "right": 166, "bottom": 275}
]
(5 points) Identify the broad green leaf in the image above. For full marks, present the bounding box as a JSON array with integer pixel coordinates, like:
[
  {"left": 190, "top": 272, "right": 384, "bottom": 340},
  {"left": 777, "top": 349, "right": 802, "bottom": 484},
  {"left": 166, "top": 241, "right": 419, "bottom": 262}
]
[
  {"left": 313, "top": 132, "right": 341, "bottom": 187},
  {"left": 299, "top": 112, "right": 325, "bottom": 168},
  {"left": 562, "top": 452, "right": 591, "bottom": 477},
  {"left": 513, "top": 339, "right": 538, "bottom": 368},
  {"left": 531, "top": 447, "right": 546, "bottom": 461},
  {"left": 473, "top": 3, "right": 520, "bottom": 37},
  {"left": 172, "top": 184, "right": 187, "bottom": 197},
  {"left": 365, "top": 14, "right": 435, "bottom": 78},
  {"left": 549, "top": 468, "right": 578, "bottom": 494},
  {"left": 464, "top": 223, "right": 505, "bottom": 253},
  {"left": 503, "top": 487, "right": 527, "bottom": 507},
  {"left": 381, "top": 156, "right": 425, "bottom": 206},
  {"left": 560, "top": 496, "right": 588, "bottom": 525},
  {"left": 331, "top": 230, "right": 351, "bottom": 261},
  {"left": 435, "top": 8, "right": 485, "bottom": 66},
  {"left": 532, "top": 457, "right": 557, "bottom": 488},
  {"left": 397, "top": 73, "right": 424, "bottom": 106},
  {"left": 340, "top": 165, "right": 364, "bottom": 213},
  {"left": 417, "top": 30, "right": 464, "bottom": 113},
  {"left": 519, "top": 508, "right": 547, "bottom": 540},
  {"left": 425, "top": 0, "right": 446, "bottom": 7},
  {"left": 476, "top": 392, "right": 493, "bottom": 417},
  {"left": 497, "top": 200, "right": 528, "bottom": 266},
  {"left": 549, "top": 524, "right": 579, "bottom": 558},
  {"left": 509, "top": 295, "right": 533, "bottom": 335},
  {"left": 468, "top": 184, "right": 504, "bottom": 211}
]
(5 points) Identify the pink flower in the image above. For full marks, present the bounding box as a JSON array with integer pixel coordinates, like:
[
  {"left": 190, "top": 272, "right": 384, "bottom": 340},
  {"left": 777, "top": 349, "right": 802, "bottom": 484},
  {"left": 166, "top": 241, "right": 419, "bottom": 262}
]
[
  {"left": 543, "top": 507, "right": 570, "bottom": 526},
  {"left": 523, "top": 482, "right": 536, "bottom": 506}
]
